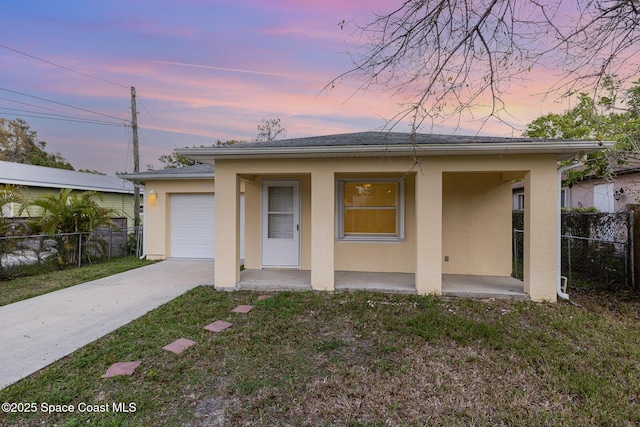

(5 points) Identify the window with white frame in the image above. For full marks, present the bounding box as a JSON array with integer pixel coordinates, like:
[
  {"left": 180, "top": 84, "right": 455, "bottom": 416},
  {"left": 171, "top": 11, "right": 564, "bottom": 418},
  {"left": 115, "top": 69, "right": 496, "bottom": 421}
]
[{"left": 336, "top": 179, "right": 404, "bottom": 241}]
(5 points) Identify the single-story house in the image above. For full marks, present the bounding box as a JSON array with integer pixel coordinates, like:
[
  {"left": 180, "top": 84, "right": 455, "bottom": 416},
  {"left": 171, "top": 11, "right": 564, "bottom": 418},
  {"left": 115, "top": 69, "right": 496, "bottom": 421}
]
[
  {"left": 119, "top": 164, "right": 245, "bottom": 260},
  {"left": 163, "top": 131, "right": 607, "bottom": 302},
  {"left": 0, "top": 160, "right": 139, "bottom": 224}
]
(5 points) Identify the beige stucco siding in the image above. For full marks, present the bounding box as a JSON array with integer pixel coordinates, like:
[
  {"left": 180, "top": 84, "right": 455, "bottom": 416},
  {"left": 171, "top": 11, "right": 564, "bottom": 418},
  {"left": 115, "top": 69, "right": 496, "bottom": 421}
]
[
  {"left": 202, "top": 153, "right": 559, "bottom": 301},
  {"left": 442, "top": 172, "right": 513, "bottom": 276},
  {"left": 143, "top": 179, "right": 215, "bottom": 260}
]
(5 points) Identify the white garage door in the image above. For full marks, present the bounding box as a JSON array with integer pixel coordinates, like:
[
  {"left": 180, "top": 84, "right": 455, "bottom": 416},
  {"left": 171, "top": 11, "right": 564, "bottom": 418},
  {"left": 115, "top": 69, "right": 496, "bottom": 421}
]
[
  {"left": 170, "top": 193, "right": 245, "bottom": 259},
  {"left": 171, "top": 193, "right": 215, "bottom": 258}
]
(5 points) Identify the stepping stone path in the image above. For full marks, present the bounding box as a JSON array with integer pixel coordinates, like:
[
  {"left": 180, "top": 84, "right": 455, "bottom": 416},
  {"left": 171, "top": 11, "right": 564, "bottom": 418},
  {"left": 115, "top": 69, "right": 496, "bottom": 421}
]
[
  {"left": 231, "top": 305, "right": 254, "bottom": 314},
  {"left": 101, "top": 361, "right": 142, "bottom": 378},
  {"left": 102, "top": 295, "right": 267, "bottom": 379},
  {"left": 204, "top": 320, "right": 233, "bottom": 332},
  {"left": 162, "top": 338, "right": 197, "bottom": 354}
]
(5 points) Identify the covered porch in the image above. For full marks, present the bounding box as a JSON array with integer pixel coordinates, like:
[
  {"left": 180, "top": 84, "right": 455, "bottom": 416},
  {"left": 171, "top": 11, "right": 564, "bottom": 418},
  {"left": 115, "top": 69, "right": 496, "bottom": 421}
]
[
  {"left": 174, "top": 132, "right": 607, "bottom": 303},
  {"left": 237, "top": 269, "right": 528, "bottom": 300}
]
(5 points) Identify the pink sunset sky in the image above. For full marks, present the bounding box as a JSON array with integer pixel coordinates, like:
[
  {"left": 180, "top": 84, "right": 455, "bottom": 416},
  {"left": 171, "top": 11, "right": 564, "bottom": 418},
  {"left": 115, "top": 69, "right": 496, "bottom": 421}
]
[{"left": 0, "top": 0, "right": 585, "bottom": 174}]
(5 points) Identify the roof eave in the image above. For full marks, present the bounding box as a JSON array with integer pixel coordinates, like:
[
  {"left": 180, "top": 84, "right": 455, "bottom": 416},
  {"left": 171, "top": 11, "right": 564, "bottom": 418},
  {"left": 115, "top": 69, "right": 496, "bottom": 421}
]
[
  {"left": 177, "top": 141, "right": 611, "bottom": 161},
  {"left": 0, "top": 179, "right": 135, "bottom": 194},
  {"left": 119, "top": 173, "right": 215, "bottom": 182}
]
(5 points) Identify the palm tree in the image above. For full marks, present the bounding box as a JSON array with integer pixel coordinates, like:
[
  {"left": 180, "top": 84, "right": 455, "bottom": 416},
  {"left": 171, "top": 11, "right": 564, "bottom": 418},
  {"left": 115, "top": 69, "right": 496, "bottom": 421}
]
[{"left": 30, "top": 189, "right": 115, "bottom": 266}]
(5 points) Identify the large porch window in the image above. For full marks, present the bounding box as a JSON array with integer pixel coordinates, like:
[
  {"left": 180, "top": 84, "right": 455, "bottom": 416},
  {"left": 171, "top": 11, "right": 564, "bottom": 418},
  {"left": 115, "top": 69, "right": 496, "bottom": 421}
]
[{"left": 336, "top": 179, "right": 404, "bottom": 241}]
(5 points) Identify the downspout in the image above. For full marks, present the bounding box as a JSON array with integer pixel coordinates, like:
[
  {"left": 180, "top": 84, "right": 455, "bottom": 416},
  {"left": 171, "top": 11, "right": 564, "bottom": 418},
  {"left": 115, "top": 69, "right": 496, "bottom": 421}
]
[{"left": 557, "top": 160, "right": 583, "bottom": 300}]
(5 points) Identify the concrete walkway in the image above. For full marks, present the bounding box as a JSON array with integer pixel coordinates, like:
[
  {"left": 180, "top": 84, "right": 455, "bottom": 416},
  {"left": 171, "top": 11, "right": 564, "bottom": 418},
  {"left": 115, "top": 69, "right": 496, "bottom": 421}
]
[{"left": 0, "top": 258, "right": 214, "bottom": 390}]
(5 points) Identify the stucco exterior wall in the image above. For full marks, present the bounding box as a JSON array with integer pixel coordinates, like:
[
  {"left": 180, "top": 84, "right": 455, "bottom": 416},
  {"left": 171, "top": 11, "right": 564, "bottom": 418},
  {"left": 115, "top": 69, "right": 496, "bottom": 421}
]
[
  {"left": 570, "top": 174, "right": 640, "bottom": 212},
  {"left": 442, "top": 172, "right": 513, "bottom": 276},
  {"left": 142, "top": 179, "right": 215, "bottom": 260},
  {"left": 212, "top": 153, "right": 559, "bottom": 301}
]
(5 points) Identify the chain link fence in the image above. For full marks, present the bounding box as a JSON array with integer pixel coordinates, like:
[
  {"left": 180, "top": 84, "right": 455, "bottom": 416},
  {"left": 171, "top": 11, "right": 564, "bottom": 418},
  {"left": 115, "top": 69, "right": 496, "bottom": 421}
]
[
  {"left": 0, "top": 225, "right": 143, "bottom": 281},
  {"left": 513, "top": 211, "right": 634, "bottom": 290}
]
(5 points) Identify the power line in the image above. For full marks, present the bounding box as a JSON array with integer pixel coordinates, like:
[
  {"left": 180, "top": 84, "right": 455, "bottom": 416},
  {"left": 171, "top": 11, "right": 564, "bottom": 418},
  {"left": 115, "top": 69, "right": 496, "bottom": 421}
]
[
  {"left": 0, "top": 43, "right": 129, "bottom": 89},
  {"left": 0, "top": 95, "right": 74, "bottom": 116},
  {"left": 0, "top": 107, "right": 126, "bottom": 126},
  {"left": 0, "top": 110, "right": 128, "bottom": 127},
  {"left": 0, "top": 87, "right": 129, "bottom": 123},
  {"left": 0, "top": 95, "right": 124, "bottom": 124}
]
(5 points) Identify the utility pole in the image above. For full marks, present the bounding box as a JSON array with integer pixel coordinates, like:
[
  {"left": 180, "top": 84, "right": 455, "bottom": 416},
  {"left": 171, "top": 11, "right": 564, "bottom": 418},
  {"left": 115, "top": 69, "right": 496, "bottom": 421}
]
[{"left": 131, "top": 86, "right": 140, "bottom": 228}]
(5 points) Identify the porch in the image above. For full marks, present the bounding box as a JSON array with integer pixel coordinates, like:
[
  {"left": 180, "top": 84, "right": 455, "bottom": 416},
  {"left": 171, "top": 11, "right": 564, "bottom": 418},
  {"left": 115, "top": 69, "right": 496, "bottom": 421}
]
[{"left": 237, "top": 269, "right": 529, "bottom": 300}]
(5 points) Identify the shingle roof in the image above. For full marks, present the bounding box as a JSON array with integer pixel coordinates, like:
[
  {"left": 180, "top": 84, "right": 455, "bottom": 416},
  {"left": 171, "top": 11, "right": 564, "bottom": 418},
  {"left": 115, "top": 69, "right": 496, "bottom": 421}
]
[
  {"left": 0, "top": 160, "right": 135, "bottom": 193},
  {"left": 177, "top": 131, "right": 610, "bottom": 161},
  {"left": 118, "top": 164, "right": 215, "bottom": 182},
  {"left": 223, "top": 131, "right": 555, "bottom": 149}
]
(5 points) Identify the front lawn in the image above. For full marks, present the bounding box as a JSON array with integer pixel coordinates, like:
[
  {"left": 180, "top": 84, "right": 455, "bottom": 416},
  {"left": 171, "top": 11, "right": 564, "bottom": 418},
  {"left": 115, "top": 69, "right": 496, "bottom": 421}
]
[{"left": 1, "top": 289, "right": 639, "bottom": 426}]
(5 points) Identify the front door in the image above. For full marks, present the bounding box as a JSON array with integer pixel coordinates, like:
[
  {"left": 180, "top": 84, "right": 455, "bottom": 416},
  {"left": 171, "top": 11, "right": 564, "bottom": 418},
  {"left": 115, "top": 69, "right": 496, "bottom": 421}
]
[{"left": 261, "top": 180, "right": 300, "bottom": 268}]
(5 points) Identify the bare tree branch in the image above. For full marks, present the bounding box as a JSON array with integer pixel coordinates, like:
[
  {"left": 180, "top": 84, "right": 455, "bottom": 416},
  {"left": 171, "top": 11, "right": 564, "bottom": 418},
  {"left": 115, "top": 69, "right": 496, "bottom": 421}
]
[{"left": 327, "top": 0, "right": 640, "bottom": 132}]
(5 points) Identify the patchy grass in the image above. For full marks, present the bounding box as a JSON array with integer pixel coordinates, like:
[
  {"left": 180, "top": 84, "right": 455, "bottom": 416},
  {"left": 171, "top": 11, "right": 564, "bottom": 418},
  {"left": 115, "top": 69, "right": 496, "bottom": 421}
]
[
  {"left": 1, "top": 289, "right": 640, "bottom": 426},
  {"left": 0, "top": 257, "right": 156, "bottom": 307}
]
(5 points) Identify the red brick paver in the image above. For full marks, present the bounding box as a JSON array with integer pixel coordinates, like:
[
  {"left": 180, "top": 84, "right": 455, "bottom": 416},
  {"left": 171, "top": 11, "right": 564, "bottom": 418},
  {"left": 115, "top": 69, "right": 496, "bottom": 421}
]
[
  {"left": 231, "top": 305, "right": 255, "bottom": 314},
  {"left": 162, "top": 338, "right": 196, "bottom": 354},
  {"left": 101, "top": 361, "right": 142, "bottom": 378},
  {"left": 204, "top": 320, "right": 232, "bottom": 332}
]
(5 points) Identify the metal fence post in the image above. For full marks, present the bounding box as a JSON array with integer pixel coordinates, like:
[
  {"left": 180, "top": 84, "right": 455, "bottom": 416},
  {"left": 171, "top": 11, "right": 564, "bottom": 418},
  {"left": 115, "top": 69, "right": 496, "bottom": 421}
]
[
  {"left": 567, "top": 235, "right": 572, "bottom": 287},
  {"left": 630, "top": 209, "right": 635, "bottom": 289},
  {"left": 513, "top": 228, "right": 517, "bottom": 279},
  {"left": 77, "top": 233, "right": 82, "bottom": 268}
]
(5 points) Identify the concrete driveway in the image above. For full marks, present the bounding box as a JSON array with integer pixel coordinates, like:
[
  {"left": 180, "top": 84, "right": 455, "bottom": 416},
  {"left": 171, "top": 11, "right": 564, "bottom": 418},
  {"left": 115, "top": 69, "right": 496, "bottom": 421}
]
[{"left": 0, "top": 258, "right": 214, "bottom": 390}]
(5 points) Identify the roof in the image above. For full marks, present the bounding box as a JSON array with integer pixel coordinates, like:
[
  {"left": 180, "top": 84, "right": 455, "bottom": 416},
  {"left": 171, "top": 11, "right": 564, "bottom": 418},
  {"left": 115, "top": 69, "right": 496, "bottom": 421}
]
[
  {"left": 176, "top": 131, "right": 612, "bottom": 161},
  {"left": 118, "top": 164, "right": 215, "bottom": 182},
  {"left": 0, "top": 160, "right": 135, "bottom": 194}
]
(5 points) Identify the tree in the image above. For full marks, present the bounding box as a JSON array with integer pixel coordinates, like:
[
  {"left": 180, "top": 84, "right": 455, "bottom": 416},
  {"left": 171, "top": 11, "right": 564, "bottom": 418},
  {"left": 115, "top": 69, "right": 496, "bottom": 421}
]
[
  {"left": 158, "top": 151, "right": 197, "bottom": 169},
  {"left": 0, "top": 118, "right": 74, "bottom": 169},
  {"left": 256, "top": 118, "right": 286, "bottom": 142},
  {"left": 329, "top": 0, "right": 640, "bottom": 131},
  {"left": 524, "top": 79, "right": 640, "bottom": 183},
  {"left": 30, "top": 189, "right": 115, "bottom": 265}
]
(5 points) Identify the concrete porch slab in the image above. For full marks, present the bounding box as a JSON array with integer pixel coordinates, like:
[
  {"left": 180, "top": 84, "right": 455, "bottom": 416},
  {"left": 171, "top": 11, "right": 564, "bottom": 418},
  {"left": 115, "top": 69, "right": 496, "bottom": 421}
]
[
  {"left": 236, "top": 270, "right": 527, "bottom": 299},
  {"left": 238, "top": 269, "right": 311, "bottom": 291},
  {"left": 335, "top": 271, "right": 416, "bottom": 294},
  {"left": 443, "top": 274, "right": 528, "bottom": 300}
]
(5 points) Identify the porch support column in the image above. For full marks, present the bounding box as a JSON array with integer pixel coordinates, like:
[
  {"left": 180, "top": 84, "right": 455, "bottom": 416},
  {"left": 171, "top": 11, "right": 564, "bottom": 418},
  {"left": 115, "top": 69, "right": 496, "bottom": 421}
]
[
  {"left": 214, "top": 167, "right": 241, "bottom": 289},
  {"left": 523, "top": 169, "right": 558, "bottom": 302},
  {"left": 415, "top": 167, "right": 443, "bottom": 295},
  {"left": 311, "top": 170, "right": 334, "bottom": 291}
]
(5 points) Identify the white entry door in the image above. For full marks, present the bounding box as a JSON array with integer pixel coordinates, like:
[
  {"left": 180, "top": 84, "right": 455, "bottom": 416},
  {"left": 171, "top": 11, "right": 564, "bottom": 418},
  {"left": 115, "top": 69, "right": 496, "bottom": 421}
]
[{"left": 261, "top": 180, "right": 300, "bottom": 267}]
